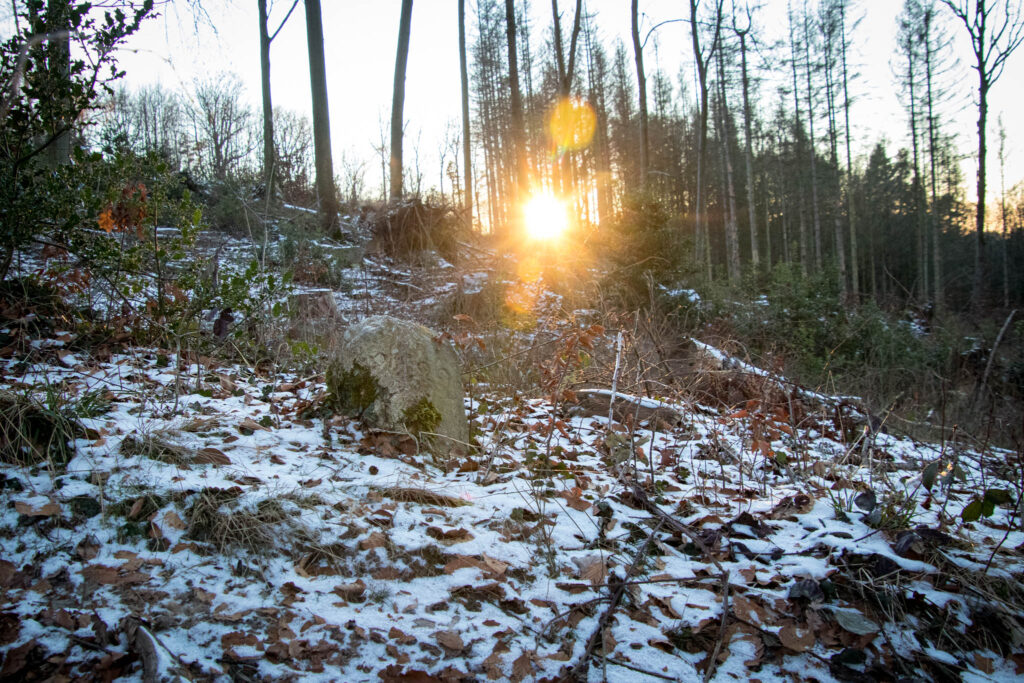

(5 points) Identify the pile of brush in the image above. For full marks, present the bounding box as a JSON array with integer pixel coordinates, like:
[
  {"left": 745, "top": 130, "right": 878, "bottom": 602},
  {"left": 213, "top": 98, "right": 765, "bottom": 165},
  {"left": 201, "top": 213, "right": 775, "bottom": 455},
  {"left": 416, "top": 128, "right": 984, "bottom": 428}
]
[{"left": 368, "top": 199, "right": 465, "bottom": 264}]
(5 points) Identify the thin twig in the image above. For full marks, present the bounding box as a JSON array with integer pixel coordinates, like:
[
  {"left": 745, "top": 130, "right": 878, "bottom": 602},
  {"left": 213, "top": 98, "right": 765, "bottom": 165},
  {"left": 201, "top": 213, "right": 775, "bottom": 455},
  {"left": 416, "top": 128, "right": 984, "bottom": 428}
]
[
  {"left": 972, "top": 308, "right": 1017, "bottom": 413},
  {"left": 702, "top": 571, "right": 731, "bottom": 683},
  {"left": 606, "top": 656, "right": 678, "bottom": 681}
]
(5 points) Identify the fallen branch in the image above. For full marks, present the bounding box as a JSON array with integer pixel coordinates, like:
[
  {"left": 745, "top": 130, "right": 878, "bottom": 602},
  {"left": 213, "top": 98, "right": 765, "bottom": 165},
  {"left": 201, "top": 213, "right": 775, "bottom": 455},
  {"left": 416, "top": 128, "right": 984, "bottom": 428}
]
[
  {"left": 972, "top": 308, "right": 1017, "bottom": 412},
  {"left": 560, "top": 520, "right": 663, "bottom": 682},
  {"left": 626, "top": 478, "right": 726, "bottom": 574}
]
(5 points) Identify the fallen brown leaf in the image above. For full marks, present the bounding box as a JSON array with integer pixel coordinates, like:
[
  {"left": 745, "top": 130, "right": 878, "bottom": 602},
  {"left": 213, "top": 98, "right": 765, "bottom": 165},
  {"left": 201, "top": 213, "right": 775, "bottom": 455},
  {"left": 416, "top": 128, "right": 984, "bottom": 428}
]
[
  {"left": 14, "top": 500, "right": 59, "bottom": 517},
  {"left": 195, "top": 447, "right": 231, "bottom": 465},
  {"left": 238, "top": 417, "right": 269, "bottom": 433},
  {"left": 333, "top": 579, "right": 366, "bottom": 601},
  {"left": 433, "top": 630, "right": 464, "bottom": 652},
  {"left": 359, "top": 532, "right": 388, "bottom": 550},
  {"left": 81, "top": 564, "right": 150, "bottom": 586},
  {"left": 778, "top": 623, "right": 815, "bottom": 653},
  {"left": 426, "top": 526, "right": 474, "bottom": 543},
  {"left": 732, "top": 593, "right": 772, "bottom": 626},
  {"left": 221, "top": 631, "right": 259, "bottom": 648}
]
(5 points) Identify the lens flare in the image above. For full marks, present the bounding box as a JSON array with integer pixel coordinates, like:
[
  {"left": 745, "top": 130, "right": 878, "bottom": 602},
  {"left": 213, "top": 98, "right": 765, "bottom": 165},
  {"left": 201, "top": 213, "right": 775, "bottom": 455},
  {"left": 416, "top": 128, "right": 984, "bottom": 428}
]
[
  {"left": 523, "top": 192, "right": 569, "bottom": 241},
  {"left": 548, "top": 97, "right": 596, "bottom": 152}
]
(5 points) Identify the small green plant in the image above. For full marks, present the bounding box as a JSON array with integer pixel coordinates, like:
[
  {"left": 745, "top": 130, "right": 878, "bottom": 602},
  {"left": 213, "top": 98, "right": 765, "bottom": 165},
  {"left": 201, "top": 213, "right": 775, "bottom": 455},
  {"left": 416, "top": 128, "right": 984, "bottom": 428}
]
[{"left": 961, "top": 488, "right": 1013, "bottom": 523}]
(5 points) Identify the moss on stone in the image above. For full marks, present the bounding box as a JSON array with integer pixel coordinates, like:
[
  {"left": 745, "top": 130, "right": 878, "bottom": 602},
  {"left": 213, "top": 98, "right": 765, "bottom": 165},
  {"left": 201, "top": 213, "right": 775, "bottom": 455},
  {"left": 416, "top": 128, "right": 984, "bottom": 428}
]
[
  {"left": 326, "top": 361, "right": 380, "bottom": 417},
  {"left": 402, "top": 397, "right": 442, "bottom": 436}
]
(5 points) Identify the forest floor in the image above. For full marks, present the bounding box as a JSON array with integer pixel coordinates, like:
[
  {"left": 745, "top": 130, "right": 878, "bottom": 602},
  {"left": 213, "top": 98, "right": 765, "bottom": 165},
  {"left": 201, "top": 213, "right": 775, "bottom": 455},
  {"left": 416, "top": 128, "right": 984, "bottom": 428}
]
[{"left": 1, "top": 220, "right": 1023, "bottom": 682}]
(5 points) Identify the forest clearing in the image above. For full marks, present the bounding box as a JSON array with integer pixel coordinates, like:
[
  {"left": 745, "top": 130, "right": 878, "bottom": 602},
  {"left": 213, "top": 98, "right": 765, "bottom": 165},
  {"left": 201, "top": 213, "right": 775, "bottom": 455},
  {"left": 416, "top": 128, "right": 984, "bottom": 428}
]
[{"left": 3, "top": 0, "right": 1024, "bottom": 680}]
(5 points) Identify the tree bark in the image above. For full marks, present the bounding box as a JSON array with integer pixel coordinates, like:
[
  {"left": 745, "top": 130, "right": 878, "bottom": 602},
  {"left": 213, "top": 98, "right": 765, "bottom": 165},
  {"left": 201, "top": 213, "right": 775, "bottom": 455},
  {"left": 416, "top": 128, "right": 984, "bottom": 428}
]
[
  {"left": 788, "top": 1, "right": 809, "bottom": 273},
  {"left": 941, "top": 0, "right": 1024, "bottom": 310},
  {"left": 304, "top": 0, "right": 339, "bottom": 233},
  {"left": 716, "top": 47, "right": 741, "bottom": 283},
  {"left": 390, "top": 0, "right": 414, "bottom": 202},
  {"left": 506, "top": 0, "right": 526, "bottom": 205},
  {"left": 802, "top": 6, "right": 822, "bottom": 271},
  {"left": 735, "top": 20, "right": 758, "bottom": 268},
  {"left": 258, "top": 0, "right": 276, "bottom": 199},
  {"left": 631, "top": 0, "right": 649, "bottom": 187},
  {"left": 459, "top": 0, "right": 473, "bottom": 231},
  {"left": 840, "top": 0, "right": 858, "bottom": 302},
  {"left": 923, "top": 6, "right": 942, "bottom": 312},
  {"left": 690, "top": 0, "right": 725, "bottom": 280},
  {"left": 822, "top": 3, "right": 847, "bottom": 301},
  {"left": 45, "top": 0, "right": 71, "bottom": 167}
]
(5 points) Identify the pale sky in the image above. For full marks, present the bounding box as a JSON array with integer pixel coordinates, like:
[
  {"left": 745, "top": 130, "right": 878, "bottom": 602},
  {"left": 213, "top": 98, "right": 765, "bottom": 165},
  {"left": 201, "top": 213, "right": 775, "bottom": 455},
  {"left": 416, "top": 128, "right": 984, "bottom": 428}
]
[{"left": 54, "top": 1, "right": 1024, "bottom": 200}]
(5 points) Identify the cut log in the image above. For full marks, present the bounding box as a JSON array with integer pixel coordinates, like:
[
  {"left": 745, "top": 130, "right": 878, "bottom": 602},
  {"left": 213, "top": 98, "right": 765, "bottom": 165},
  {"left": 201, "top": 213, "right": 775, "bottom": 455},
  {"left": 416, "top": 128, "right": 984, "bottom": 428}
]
[{"left": 567, "top": 389, "right": 683, "bottom": 426}]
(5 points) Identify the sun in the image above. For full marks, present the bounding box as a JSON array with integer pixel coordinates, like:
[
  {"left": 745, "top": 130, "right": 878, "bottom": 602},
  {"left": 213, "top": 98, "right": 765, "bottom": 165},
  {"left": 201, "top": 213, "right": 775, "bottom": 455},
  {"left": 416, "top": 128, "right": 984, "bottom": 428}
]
[{"left": 522, "top": 192, "right": 569, "bottom": 241}]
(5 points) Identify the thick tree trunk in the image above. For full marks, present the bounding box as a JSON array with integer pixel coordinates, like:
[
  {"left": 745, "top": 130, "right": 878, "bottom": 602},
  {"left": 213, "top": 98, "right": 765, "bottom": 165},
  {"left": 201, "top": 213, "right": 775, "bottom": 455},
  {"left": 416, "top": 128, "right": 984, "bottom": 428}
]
[
  {"left": 390, "top": 0, "right": 414, "bottom": 202},
  {"left": 304, "top": 0, "right": 339, "bottom": 233}
]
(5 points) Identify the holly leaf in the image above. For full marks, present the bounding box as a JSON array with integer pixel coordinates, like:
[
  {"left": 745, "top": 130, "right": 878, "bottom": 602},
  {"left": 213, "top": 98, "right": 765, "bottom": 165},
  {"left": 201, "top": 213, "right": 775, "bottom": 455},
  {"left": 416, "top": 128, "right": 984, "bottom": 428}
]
[
  {"left": 921, "top": 461, "right": 939, "bottom": 491},
  {"left": 962, "top": 498, "right": 983, "bottom": 523}
]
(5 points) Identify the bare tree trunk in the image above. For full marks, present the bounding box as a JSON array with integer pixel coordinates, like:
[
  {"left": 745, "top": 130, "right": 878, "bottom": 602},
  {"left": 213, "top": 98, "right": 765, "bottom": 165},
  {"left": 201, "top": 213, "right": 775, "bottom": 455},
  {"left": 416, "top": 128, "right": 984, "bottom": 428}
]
[
  {"left": 304, "top": 0, "right": 339, "bottom": 233},
  {"left": 258, "top": 0, "right": 276, "bottom": 199},
  {"left": 717, "top": 48, "right": 741, "bottom": 283},
  {"left": 999, "top": 118, "right": 1010, "bottom": 308},
  {"left": 840, "top": 0, "right": 858, "bottom": 302},
  {"left": 822, "top": 6, "right": 847, "bottom": 301},
  {"left": 583, "top": 10, "right": 613, "bottom": 224},
  {"left": 802, "top": 5, "right": 822, "bottom": 271},
  {"left": 390, "top": 0, "right": 414, "bottom": 202},
  {"left": 631, "top": 0, "right": 649, "bottom": 187},
  {"left": 550, "top": 0, "right": 583, "bottom": 196},
  {"left": 459, "top": 0, "right": 473, "bottom": 231},
  {"left": 735, "top": 19, "right": 758, "bottom": 268},
  {"left": 788, "top": 2, "right": 809, "bottom": 273},
  {"left": 691, "top": 0, "right": 725, "bottom": 281},
  {"left": 901, "top": 17, "right": 929, "bottom": 303},
  {"left": 923, "top": 7, "right": 942, "bottom": 312},
  {"left": 941, "top": 0, "right": 1024, "bottom": 310},
  {"left": 45, "top": 0, "right": 71, "bottom": 166},
  {"left": 506, "top": 0, "right": 526, "bottom": 206}
]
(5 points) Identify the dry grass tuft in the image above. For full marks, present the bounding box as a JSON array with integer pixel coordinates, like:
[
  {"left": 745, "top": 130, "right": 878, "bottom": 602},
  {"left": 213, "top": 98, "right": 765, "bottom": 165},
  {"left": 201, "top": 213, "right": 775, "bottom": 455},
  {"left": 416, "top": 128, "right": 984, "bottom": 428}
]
[
  {"left": 180, "top": 417, "right": 222, "bottom": 433},
  {"left": 119, "top": 432, "right": 192, "bottom": 465},
  {"left": 376, "top": 486, "right": 471, "bottom": 508},
  {"left": 185, "top": 489, "right": 316, "bottom": 555},
  {"left": 0, "top": 390, "right": 81, "bottom": 469}
]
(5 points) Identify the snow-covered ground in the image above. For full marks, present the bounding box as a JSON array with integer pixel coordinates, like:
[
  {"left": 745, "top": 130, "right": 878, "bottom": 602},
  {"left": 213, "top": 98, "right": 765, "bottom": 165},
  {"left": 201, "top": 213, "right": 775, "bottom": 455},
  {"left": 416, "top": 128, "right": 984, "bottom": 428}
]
[{"left": 1, "top": 238, "right": 1023, "bottom": 681}]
